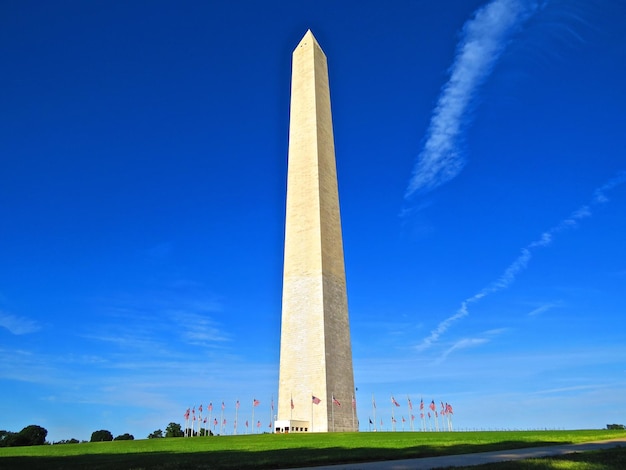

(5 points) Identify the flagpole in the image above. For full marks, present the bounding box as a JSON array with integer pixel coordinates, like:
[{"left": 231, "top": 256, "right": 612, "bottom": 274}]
[
  {"left": 372, "top": 394, "right": 377, "bottom": 432},
  {"left": 208, "top": 403, "right": 212, "bottom": 436},
  {"left": 331, "top": 393, "right": 335, "bottom": 432},
  {"left": 220, "top": 401, "right": 225, "bottom": 435},
  {"left": 408, "top": 397, "right": 414, "bottom": 432},
  {"left": 270, "top": 396, "right": 274, "bottom": 433},
  {"left": 251, "top": 402, "right": 255, "bottom": 434},
  {"left": 198, "top": 405, "right": 203, "bottom": 436},
  {"left": 311, "top": 395, "right": 314, "bottom": 432}
]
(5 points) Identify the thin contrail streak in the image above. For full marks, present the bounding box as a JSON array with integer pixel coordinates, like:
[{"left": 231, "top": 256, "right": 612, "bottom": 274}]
[{"left": 416, "top": 171, "right": 626, "bottom": 351}]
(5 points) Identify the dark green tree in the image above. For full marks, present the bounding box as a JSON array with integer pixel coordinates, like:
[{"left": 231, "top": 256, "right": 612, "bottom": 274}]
[
  {"left": 53, "top": 438, "right": 80, "bottom": 444},
  {"left": 148, "top": 429, "right": 164, "bottom": 439},
  {"left": 0, "top": 430, "right": 16, "bottom": 447},
  {"left": 10, "top": 425, "right": 48, "bottom": 446},
  {"left": 114, "top": 433, "right": 134, "bottom": 440},
  {"left": 607, "top": 424, "right": 626, "bottom": 430},
  {"left": 90, "top": 430, "right": 113, "bottom": 442},
  {"left": 165, "top": 422, "right": 184, "bottom": 437}
]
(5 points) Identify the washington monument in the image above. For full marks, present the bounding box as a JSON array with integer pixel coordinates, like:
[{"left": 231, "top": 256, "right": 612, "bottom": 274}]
[{"left": 276, "top": 30, "right": 357, "bottom": 433}]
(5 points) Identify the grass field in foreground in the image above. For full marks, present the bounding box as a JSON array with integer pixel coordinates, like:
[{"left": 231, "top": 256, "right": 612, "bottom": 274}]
[{"left": 0, "top": 430, "right": 624, "bottom": 470}]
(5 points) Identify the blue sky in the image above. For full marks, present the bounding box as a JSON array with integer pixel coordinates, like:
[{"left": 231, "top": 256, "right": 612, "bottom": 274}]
[{"left": 1, "top": 0, "right": 625, "bottom": 441}]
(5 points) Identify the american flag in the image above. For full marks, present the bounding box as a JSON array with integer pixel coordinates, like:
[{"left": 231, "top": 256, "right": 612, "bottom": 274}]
[
  {"left": 290, "top": 398, "right": 294, "bottom": 409},
  {"left": 430, "top": 400, "right": 436, "bottom": 411},
  {"left": 253, "top": 399, "right": 260, "bottom": 407},
  {"left": 312, "top": 395, "right": 321, "bottom": 405},
  {"left": 391, "top": 396, "right": 400, "bottom": 407},
  {"left": 332, "top": 395, "right": 341, "bottom": 407}
]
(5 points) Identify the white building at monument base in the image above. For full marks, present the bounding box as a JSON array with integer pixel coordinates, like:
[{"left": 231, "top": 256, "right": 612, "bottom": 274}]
[{"left": 274, "top": 419, "right": 310, "bottom": 434}]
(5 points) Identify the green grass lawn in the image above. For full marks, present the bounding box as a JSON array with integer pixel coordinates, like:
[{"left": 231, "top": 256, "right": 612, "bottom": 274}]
[{"left": 0, "top": 430, "right": 624, "bottom": 470}]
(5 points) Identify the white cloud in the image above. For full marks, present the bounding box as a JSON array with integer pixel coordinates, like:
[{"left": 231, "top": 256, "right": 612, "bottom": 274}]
[
  {"left": 437, "top": 328, "right": 509, "bottom": 362},
  {"left": 0, "top": 310, "right": 41, "bottom": 335},
  {"left": 593, "top": 171, "right": 626, "bottom": 203},
  {"left": 405, "top": 0, "right": 540, "bottom": 198},
  {"left": 527, "top": 302, "right": 559, "bottom": 316},
  {"left": 439, "top": 337, "right": 489, "bottom": 360},
  {"left": 416, "top": 172, "right": 626, "bottom": 351}
]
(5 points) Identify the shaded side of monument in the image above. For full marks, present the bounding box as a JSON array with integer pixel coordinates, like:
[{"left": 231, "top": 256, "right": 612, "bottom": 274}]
[{"left": 276, "top": 30, "right": 358, "bottom": 433}]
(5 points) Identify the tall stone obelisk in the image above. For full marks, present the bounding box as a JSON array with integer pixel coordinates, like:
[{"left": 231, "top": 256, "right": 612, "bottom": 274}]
[{"left": 277, "top": 30, "right": 357, "bottom": 433}]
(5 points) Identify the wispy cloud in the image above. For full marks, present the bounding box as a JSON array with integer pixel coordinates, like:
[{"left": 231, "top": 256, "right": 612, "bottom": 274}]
[
  {"left": 171, "top": 310, "right": 230, "bottom": 346},
  {"left": 436, "top": 328, "right": 509, "bottom": 363},
  {"left": 0, "top": 310, "right": 41, "bottom": 335},
  {"left": 405, "top": 0, "right": 540, "bottom": 198},
  {"left": 527, "top": 302, "right": 559, "bottom": 316},
  {"left": 417, "top": 171, "right": 626, "bottom": 351},
  {"left": 533, "top": 384, "right": 606, "bottom": 395}
]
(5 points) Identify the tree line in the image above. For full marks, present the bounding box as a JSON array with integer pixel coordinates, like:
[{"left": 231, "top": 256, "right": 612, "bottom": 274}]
[
  {"left": 148, "top": 422, "right": 206, "bottom": 438},
  {"left": 0, "top": 422, "right": 192, "bottom": 447},
  {"left": 0, "top": 425, "right": 135, "bottom": 447}
]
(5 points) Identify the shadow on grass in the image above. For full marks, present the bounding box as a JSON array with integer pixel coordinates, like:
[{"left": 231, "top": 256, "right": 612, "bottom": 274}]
[
  {"left": 0, "top": 440, "right": 569, "bottom": 470},
  {"left": 444, "top": 446, "right": 626, "bottom": 469}
]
